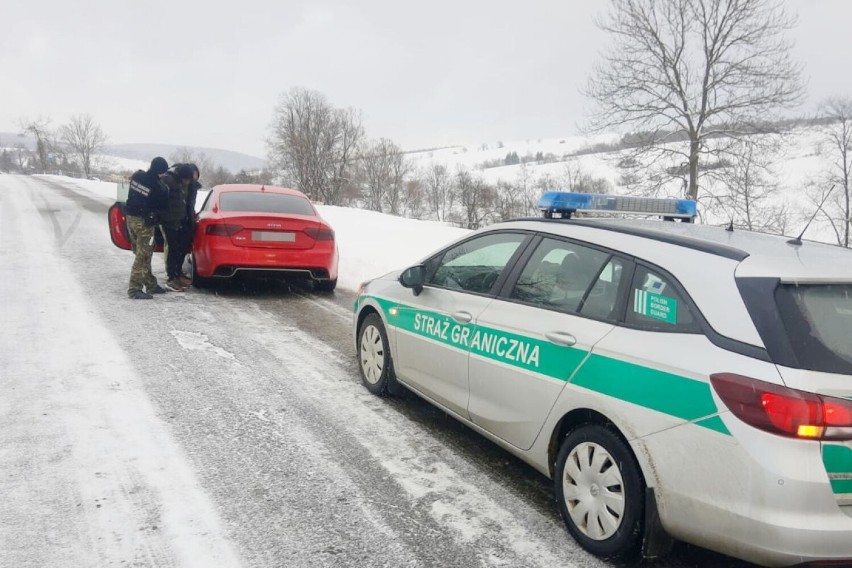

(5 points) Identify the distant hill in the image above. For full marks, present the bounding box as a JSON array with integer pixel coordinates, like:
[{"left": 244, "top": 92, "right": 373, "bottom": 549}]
[
  {"left": 105, "top": 143, "right": 266, "bottom": 173},
  {"left": 0, "top": 132, "right": 266, "bottom": 173},
  {"left": 0, "top": 131, "right": 35, "bottom": 149}
]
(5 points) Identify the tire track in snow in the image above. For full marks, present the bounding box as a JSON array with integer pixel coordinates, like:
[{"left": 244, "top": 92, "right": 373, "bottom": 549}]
[{"left": 229, "top": 300, "right": 608, "bottom": 568}]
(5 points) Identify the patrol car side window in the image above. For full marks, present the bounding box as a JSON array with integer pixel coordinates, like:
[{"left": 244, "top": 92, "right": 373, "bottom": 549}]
[
  {"left": 427, "top": 233, "right": 526, "bottom": 295},
  {"left": 510, "top": 238, "right": 622, "bottom": 319},
  {"left": 625, "top": 266, "right": 700, "bottom": 332}
]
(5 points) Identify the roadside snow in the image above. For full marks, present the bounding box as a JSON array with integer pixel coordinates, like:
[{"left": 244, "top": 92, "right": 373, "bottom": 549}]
[
  {"left": 316, "top": 205, "right": 469, "bottom": 290},
  {"left": 0, "top": 176, "right": 242, "bottom": 567}
]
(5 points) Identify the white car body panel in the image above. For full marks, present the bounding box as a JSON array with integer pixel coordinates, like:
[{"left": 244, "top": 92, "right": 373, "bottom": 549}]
[{"left": 352, "top": 219, "right": 852, "bottom": 567}]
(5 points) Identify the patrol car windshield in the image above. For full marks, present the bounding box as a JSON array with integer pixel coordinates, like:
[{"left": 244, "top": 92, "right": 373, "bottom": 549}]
[
  {"left": 776, "top": 284, "right": 852, "bottom": 375},
  {"left": 219, "top": 192, "right": 315, "bottom": 215}
]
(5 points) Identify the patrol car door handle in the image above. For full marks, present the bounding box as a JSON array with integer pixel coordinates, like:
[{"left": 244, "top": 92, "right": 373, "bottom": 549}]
[
  {"left": 546, "top": 331, "right": 577, "bottom": 347},
  {"left": 451, "top": 311, "right": 473, "bottom": 324}
]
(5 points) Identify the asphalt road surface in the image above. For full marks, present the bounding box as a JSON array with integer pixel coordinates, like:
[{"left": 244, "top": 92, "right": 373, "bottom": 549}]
[{"left": 0, "top": 175, "right": 757, "bottom": 568}]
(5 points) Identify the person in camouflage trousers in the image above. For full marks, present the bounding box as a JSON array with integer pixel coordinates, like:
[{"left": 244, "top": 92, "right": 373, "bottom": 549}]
[
  {"left": 127, "top": 215, "right": 159, "bottom": 295},
  {"left": 125, "top": 157, "right": 169, "bottom": 299}
]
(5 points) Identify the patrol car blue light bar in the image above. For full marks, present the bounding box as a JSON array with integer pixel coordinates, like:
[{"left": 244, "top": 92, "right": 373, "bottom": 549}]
[{"left": 537, "top": 191, "right": 697, "bottom": 221}]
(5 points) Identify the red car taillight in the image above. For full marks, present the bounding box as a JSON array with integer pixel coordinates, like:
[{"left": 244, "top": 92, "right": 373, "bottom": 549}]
[
  {"left": 304, "top": 226, "right": 334, "bottom": 241},
  {"left": 710, "top": 373, "right": 852, "bottom": 441},
  {"left": 206, "top": 223, "right": 243, "bottom": 236}
]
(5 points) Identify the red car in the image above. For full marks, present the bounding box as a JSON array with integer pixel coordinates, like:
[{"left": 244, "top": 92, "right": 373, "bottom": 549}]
[{"left": 108, "top": 184, "right": 339, "bottom": 291}]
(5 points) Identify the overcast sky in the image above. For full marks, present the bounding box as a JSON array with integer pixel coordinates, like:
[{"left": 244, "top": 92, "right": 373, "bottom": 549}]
[{"left": 2, "top": 0, "right": 850, "bottom": 158}]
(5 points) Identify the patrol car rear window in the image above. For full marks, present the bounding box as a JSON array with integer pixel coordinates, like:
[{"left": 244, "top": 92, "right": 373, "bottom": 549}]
[
  {"left": 219, "top": 192, "right": 315, "bottom": 216},
  {"left": 775, "top": 284, "right": 852, "bottom": 374}
]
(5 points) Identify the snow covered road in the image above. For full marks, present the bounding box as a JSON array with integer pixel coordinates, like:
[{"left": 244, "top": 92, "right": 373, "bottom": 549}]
[{"left": 0, "top": 175, "right": 754, "bottom": 567}]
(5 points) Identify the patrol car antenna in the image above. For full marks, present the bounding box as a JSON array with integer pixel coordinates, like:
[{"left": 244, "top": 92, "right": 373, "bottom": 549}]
[{"left": 788, "top": 184, "right": 835, "bottom": 246}]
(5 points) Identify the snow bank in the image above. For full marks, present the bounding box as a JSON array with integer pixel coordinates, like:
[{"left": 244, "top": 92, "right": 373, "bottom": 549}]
[{"left": 317, "top": 205, "right": 469, "bottom": 290}]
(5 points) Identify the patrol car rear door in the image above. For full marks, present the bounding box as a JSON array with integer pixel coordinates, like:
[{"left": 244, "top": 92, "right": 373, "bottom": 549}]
[
  {"left": 392, "top": 232, "right": 532, "bottom": 419},
  {"left": 467, "top": 236, "right": 627, "bottom": 450}
]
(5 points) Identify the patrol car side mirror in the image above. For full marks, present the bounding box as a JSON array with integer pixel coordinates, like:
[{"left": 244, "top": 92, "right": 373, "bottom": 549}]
[{"left": 399, "top": 265, "right": 425, "bottom": 296}]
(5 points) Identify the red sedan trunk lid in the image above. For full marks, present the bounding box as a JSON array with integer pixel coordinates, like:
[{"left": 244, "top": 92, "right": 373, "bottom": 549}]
[{"left": 218, "top": 214, "right": 321, "bottom": 250}]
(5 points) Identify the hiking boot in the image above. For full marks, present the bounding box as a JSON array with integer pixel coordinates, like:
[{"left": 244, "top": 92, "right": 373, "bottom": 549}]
[
  {"left": 129, "top": 290, "right": 154, "bottom": 300},
  {"left": 165, "top": 278, "right": 186, "bottom": 292},
  {"left": 178, "top": 275, "right": 192, "bottom": 287},
  {"left": 148, "top": 284, "right": 167, "bottom": 294}
]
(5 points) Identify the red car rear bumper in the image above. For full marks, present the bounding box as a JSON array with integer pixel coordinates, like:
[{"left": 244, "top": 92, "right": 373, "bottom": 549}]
[{"left": 193, "top": 236, "right": 339, "bottom": 281}]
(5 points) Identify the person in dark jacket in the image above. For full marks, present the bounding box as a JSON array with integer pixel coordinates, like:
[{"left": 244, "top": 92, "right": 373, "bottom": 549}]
[
  {"left": 125, "top": 157, "right": 169, "bottom": 299},
  {"left": 159, "top": 163, "right": 195, "bottom": 291},
  {"left": 178, "top": 163, "right": 202, "bottom": 285}
]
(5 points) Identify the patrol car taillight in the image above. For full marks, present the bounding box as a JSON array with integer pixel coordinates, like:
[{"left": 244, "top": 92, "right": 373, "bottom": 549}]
[{"left": 710, "top": 373, "right": 852, "bottom": 441}]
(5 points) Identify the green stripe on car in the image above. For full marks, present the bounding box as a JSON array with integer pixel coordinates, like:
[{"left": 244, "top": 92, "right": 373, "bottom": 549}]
[
  {"left": 365, "top": 295, "right": 727, "bottom": 434},
  {"left": 823, "top": 445, "right": 852, "bottom": 495}
]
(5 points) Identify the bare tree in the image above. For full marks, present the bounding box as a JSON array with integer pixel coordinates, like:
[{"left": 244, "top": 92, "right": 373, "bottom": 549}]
[
  {"left": 233, "top": 169, "right": 275, "bottom": 185},
  {"left": 493, "top": 180, "right": 526, "bottom": 221},
  {"left": 707, "top": 139, "right": 787, "bottom": 234},
  {"left": 12, "top": 144, "right": 30, "bottom": 172},
  {"left": 359, "top": 138, "right": 396, "bottom": 212},
  {"left": 19, "top": 116, "right": 54, "bottom": 173},
  {"left": 560, "top": 163, "right": 612, "bottom": 193},
  {"left": 385, "top": 146, "right": 410, "bottom": 215},
  {"left": 515, "top": 163, "right": 539, "bottom": 216},
  {"left": 400, "top": 179, "right": 426, "bottom": 219},
  {"left": 813, "top": 98, "right": 852, "bottom": 247},
  {"left": 0, "top": 149, "right": 13, "bottom": 173},
  {"left": 205, "top": 165, "right": 235, "bottom": 187},
  {"left": 585, "top": 0, "right": 804, "bottom": 200},
  {"left": 170, "top": 147, "right": 216, "bottom": 186},
  {"left": 456, "top": 168, "right": 494, "bottom": 229},
  {"left": 59, "top": 114, "right": 108, "bottom": 178},
  {"left": 423, "top": 163, "right": 455, "bottom": 221},
  {"left": 267, "top": 88, "right": 364, "bottom": 205}
]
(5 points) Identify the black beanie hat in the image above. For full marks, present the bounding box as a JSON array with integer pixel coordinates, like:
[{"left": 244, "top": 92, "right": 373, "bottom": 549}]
[
  {"left": 150, "top": 157, "right": 169, "bottom": 175},
  {"left": 174, "top": 163, "right": 195, "bottom": 180}
]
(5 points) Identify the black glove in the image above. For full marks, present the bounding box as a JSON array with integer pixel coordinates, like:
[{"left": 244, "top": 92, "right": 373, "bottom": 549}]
[{"left": 143, "top": 211, "right": 160, "bottom": 227}]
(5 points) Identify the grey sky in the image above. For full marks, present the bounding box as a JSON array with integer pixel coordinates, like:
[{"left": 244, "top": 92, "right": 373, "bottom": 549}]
[{"left": 2, "top": 0, "right": 850, "bottom": 158}]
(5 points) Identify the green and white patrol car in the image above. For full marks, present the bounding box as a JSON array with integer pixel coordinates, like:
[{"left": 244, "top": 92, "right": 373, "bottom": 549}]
[{"left": 352, "top": 192, "right": 852, "bottom": 567}]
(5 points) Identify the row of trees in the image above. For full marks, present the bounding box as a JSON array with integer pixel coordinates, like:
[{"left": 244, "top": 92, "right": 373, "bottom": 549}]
[
  {"left": 580, "top": 0, "right": 852, "bottom": 247},
  {"left": 3, "top": 115, "right": 108, "bottom": 177},
  {"left": 168, "top": 147, "right": 274, "bottom": 189},
  {"left": 1, "top": 118, "right": 272, "bottom": 189},
  {"left": 264, "top": 83, "right": 852, "bottom": 241}
]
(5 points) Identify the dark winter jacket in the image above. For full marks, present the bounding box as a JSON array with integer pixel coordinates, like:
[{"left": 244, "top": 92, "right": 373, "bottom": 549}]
[
  {"left": 186, "top": 180, "right": 202, "bottom": 224},
  {"left": 158, "top": 171, "right": 189, "bottom": 230},
  {"left": 125, "top": 169, "right": 168, "bottom": 217}
]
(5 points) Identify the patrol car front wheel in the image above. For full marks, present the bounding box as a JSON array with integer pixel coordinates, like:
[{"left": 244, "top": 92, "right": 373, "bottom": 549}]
[
  {"left": 554, "top": 425, "right": 645, "bottom": 562},
  {"left": 358, "top": 314, "right": 395, "bottom": 396}
]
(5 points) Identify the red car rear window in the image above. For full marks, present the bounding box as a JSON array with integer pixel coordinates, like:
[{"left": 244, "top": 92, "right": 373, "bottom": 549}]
[{"left": 219, "top": 192, "right": 315, "bottom": 216}]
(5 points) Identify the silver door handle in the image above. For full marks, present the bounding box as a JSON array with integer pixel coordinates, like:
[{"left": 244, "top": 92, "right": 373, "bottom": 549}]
[
  {"left": 546, "top": 331, "right": 577, "bottom": 347},
  {"left": 451, "top": 311, "right": 473, "bottom": 324}
]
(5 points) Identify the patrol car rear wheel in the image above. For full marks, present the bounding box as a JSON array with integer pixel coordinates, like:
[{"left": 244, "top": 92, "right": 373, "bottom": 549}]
[
  {"left": 555, "top": 424, "right": 645, "bottom": 562},
  {"left": 358, "top": 314, "right": 394, "bottom": 396}
]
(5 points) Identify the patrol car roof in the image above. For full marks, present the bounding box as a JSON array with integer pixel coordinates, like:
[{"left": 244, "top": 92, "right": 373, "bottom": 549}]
[{"left": 508, "top": 218, "right": 852, "bottom": 281}]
